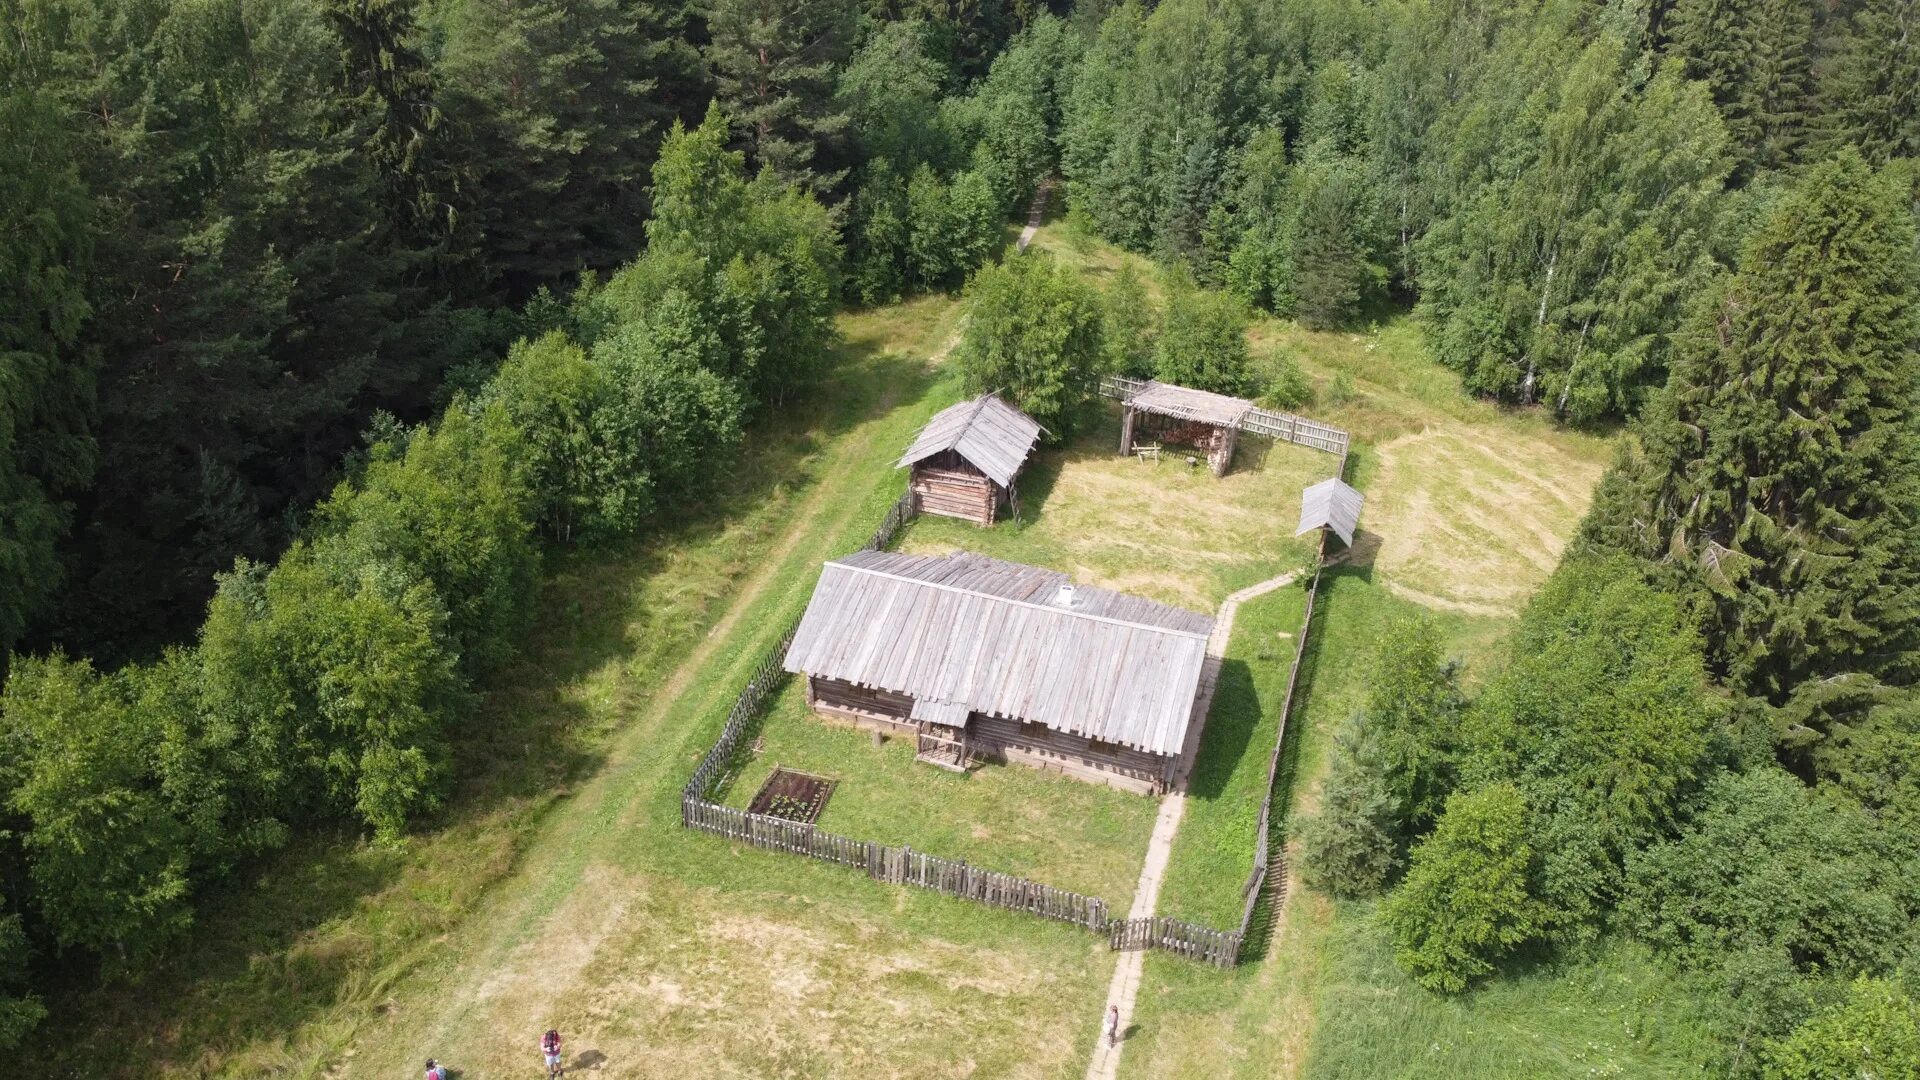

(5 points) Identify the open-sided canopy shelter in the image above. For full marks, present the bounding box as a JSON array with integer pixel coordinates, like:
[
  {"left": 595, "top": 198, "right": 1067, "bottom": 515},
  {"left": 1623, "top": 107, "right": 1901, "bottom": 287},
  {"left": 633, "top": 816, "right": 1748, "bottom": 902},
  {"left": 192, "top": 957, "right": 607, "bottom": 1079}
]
[
  {"left": 896, "top": 394, "right": 1043, "bottom": 526},
  {"left": 1297, "top": 476, "right": 1364, "bottom": 547},
  {"left": 1119, "top": 381, "right": 1256, "bottom": 476},
  {"left": 784, "top": 550, "right": 1214, "bottom": 794}
]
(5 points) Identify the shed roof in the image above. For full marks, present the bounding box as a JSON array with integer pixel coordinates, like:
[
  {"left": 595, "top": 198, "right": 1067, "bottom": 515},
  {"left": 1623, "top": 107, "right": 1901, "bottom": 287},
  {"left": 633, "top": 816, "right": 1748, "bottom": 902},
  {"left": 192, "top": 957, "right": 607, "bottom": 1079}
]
[
  {"left": 1297, "top": 477, "right": 1365, "bottom": 547},
  {"left": 1126, "top": 381, "right": 1256, "bottom": 428},
  {"left": 784, "top": 550, "right": 1212, "bottom": 756},
  {"left": 896, "top": 394, "right": 1043, "bottom": 489}
]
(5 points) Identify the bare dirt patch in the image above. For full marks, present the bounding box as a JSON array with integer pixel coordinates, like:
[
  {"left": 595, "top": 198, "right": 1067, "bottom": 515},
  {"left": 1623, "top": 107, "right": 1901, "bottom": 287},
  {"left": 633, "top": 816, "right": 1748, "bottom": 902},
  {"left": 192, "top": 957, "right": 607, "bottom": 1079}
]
[{"left": 1365, "top": 427, "right": 1607, "bottom": 616}]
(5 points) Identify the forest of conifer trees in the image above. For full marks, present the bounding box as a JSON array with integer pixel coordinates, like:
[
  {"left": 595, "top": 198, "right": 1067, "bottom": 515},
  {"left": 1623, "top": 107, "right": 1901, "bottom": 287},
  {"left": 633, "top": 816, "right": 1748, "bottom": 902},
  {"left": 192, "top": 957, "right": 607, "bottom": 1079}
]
[{"left": 3, "top": 0, "right": 1918, "bottom": 1069}]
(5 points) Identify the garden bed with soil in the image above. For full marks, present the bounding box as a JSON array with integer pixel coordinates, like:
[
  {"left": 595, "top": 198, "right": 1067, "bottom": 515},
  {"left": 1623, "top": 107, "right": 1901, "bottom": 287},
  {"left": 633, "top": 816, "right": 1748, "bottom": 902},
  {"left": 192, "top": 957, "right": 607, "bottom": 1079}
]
[{"left": 747, "top": 767, "right": 836, "bottom": 823}]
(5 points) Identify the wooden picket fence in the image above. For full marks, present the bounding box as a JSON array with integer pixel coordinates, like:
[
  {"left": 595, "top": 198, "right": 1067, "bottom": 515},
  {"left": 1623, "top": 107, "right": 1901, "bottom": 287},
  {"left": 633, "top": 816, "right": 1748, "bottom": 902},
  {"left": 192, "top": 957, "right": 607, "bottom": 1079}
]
[
  {"left": 864, "top": 489, "right": 916, "bottom": 552},
  {"left": 675, "top": 470, "right": 1341, "bottom": 969},
  {"left": 1095, "top": 373, "right": 1351, "bottom": 457},
  {"left": 682, "top": 799, "right": 1111, "bottom": 930},
  {"left": 1227, "top": 448, "right": 1347, "bottom": 948},
  {"left": 1109, "top": 915, "right": 1241, "bottom": 968}
]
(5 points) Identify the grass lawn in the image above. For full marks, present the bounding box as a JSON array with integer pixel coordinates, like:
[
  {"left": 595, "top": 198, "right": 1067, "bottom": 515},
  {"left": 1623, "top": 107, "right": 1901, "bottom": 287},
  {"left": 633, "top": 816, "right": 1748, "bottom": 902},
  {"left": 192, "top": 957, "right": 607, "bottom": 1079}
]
[
  {"left": 1301, "top": 912, "right": 1714, "bottom": 1078},
  {"left": 1154, "top": 585, "right": 1309, "bottom": 929},
  {"left": 723, "top": 681, "right": 1159, "bottom": 904}
]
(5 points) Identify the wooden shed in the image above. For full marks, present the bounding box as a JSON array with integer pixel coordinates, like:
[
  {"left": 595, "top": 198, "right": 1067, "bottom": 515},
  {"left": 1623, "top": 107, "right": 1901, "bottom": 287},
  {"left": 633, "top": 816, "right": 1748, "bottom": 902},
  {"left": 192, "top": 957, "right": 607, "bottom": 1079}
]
[
  {"left": 896, "top": 394, "right": 1043, "bottom": 526},
  {"left": 1296, "top": 477, "right": 1364, "bottom": 547},
  {"left": 783, "top": 550, "right": 1214, "bottom": 795},
  {"left": 1119, "top": 381, "right": 1256, "bottom": 476}
]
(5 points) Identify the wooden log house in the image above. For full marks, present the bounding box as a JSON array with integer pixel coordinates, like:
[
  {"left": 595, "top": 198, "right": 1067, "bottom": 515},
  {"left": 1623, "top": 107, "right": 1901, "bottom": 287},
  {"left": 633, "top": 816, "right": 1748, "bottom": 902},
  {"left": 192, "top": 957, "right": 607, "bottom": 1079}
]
[
  {"left": 784, "top": 550, "right": 1214, "bottom": 795},
  {"left": 896, "top": 394, "right": 1043, "bottom": 526},
  {"left": 1118, "top": 381, "right": 1256, "bottom": 476}
]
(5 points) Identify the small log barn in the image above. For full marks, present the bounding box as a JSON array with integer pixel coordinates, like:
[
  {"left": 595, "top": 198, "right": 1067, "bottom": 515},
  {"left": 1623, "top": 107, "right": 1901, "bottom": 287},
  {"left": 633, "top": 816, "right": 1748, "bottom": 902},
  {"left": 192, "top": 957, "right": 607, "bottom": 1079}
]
[
  {"left": 896, "top": 394, "right": 1043, "bottom": 526},
  {"left": 1119, "top": 381, "right": 1256, "bottom": 476},
  {"left": 1296, "top": 476, "right": 1365, "bottom": 547},
  {"left": 783, "top": 550, "right": 1214, "bottom": 795}
]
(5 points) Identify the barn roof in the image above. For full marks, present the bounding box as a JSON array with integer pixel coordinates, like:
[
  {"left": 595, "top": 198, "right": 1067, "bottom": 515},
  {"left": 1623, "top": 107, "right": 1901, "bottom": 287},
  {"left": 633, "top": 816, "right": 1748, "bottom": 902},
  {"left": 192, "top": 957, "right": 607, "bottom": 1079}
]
[
  {"left": 1126, "top": 381, "right": 1255, "bottom": 428},
  {"left": 784, "top": 550, "right": 1213, "bottom": 756},
  {"left": 896, "top": 394, "right": 1043, "bottom": 489},
  {"left": 1297, "top": 477, "right": 1365, "bottom": 547}
]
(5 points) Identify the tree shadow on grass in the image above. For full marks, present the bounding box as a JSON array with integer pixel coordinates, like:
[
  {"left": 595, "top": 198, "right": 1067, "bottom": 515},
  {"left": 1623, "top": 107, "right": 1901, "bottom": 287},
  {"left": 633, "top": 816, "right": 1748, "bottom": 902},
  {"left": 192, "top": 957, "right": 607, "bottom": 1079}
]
[{"left": 41, "top": 327, "right": 950, "bottom": 1079}]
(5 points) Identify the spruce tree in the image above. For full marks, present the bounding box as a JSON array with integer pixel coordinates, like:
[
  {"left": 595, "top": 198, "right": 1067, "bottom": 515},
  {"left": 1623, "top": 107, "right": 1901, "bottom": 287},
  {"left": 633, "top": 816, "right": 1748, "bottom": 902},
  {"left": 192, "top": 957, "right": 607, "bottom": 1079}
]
[
  {"left": 1582, "top": 152, "right": 1920, "bottom": 736},
  {"left": 1811, "top": 0, "right": 1920, "bottom": 165},
  {"left": 1663, "top": 0, "right": 1813, "bottom": 176},
  {"left": 0, "top": 89, "right": 94, "bottom": 655}
]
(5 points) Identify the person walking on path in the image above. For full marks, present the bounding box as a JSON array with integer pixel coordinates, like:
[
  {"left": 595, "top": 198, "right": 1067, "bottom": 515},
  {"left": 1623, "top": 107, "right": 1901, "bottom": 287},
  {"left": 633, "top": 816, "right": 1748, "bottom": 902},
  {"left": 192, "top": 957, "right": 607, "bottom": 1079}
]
[
  {"left": 1106, "top": 1005, "right": 1122, "bottom": 1048},
  {"left": 542, "top": 1029, "right": 565, "bottom": 1078}
]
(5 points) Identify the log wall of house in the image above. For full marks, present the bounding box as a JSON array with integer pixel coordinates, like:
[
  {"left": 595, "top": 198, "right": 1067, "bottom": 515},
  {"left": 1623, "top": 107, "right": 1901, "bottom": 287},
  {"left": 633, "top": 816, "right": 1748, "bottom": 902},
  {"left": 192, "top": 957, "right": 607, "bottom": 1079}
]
[
  {"left": 805, "top": 677, "right": 1176, "bottom": 795},
  {"left": 968, "top": 714, "right": 1172, "bottom": 796},
  {"left": 909, "top": 453, "right": 999, "bottom": 526},
  {"left": 807, "top": 676, "right": 917, "bottom": 735}
]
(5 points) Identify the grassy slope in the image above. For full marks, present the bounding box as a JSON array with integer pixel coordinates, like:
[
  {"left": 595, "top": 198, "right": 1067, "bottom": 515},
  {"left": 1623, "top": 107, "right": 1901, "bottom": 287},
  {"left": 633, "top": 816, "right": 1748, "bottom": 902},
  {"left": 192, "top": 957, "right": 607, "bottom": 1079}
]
[{"left": 49, "top": 294, "right": 1127, "bottom": 1079}]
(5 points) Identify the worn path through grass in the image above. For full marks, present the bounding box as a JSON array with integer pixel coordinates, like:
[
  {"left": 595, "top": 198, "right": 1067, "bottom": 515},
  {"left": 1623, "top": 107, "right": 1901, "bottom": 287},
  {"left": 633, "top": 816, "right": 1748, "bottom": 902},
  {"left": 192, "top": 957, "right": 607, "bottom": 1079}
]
[
  {"left": 53, "top": 294, "right": 1129, "bottom": 1080},
  {"left": 325, "top": 301, "right": 1126, "bottom": 1080}
]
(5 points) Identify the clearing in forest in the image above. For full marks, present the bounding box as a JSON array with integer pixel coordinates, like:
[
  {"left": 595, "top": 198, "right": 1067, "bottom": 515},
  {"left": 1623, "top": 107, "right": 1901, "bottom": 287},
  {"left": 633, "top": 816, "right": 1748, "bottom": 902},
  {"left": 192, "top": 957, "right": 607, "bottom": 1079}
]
[{"left": 48, "top": 224, "right": 1625, "bottom": 1080}]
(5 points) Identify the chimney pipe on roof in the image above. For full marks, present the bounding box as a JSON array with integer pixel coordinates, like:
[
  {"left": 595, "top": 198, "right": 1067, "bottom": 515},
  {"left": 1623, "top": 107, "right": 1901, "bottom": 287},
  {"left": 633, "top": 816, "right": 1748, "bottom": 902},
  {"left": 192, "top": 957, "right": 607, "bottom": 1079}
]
[{"left": 1055, "top": 583, "right": 1075, "bottom": 608}]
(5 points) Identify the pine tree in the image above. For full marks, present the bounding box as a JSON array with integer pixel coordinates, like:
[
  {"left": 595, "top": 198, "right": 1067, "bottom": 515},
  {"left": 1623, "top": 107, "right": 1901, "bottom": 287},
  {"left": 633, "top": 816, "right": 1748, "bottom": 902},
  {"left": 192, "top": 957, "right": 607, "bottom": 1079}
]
[
  {"left": 1153, "top": 272, "right": 1252, "bottom": 395},
  {"left": 1286, "top": 149, "right": 1385, "bottom": 330},
  {"left": 1581, "top": 153, "right": 1920, "bottom": 742},
  {"left": 1381, "top": 783, "right": 1552, "bottom": 993},
  {"left": 1059, "top": 0, "right": 1266, "bottom": 257},
  {"left": 705, "top": 0, "right": 858, "bottom": 196},
  {"left": 436, "top": 0, "right": 705, "bottom": 292},
  {"left": 323, "top": 0, "right": 464, "bottom": 257}
]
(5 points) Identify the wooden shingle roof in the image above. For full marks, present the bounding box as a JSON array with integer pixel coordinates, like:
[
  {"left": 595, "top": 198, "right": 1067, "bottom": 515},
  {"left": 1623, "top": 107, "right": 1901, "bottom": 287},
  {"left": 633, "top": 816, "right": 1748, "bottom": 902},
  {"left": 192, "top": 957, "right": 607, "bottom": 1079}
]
[
  {"left": 1297, "top": 477, "right": 1364, "bottom": 546},
  {"left": 784, "top": 550, "right": 1212, "bottom": 756},
  {"left": 1126, "top": 381, "right": 1255, "bottom": 427},
  {"left": 896, "top": 394, "right": 1043, "bottom": 489}
]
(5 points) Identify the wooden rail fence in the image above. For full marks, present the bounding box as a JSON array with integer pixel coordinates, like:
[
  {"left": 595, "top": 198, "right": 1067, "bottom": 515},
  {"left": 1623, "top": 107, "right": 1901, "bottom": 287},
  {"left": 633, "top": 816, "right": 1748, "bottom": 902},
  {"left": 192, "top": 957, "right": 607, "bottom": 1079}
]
[{"left": 1096, "top": 373, "right": 1350, "bottom": 457}]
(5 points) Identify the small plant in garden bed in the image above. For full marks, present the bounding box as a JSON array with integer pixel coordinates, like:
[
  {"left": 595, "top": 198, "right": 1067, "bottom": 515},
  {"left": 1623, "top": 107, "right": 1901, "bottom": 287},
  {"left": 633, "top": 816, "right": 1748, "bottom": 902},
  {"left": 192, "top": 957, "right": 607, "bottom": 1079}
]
[{"left": 747, "top": 767, "right": 836, "bottom": 823}]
